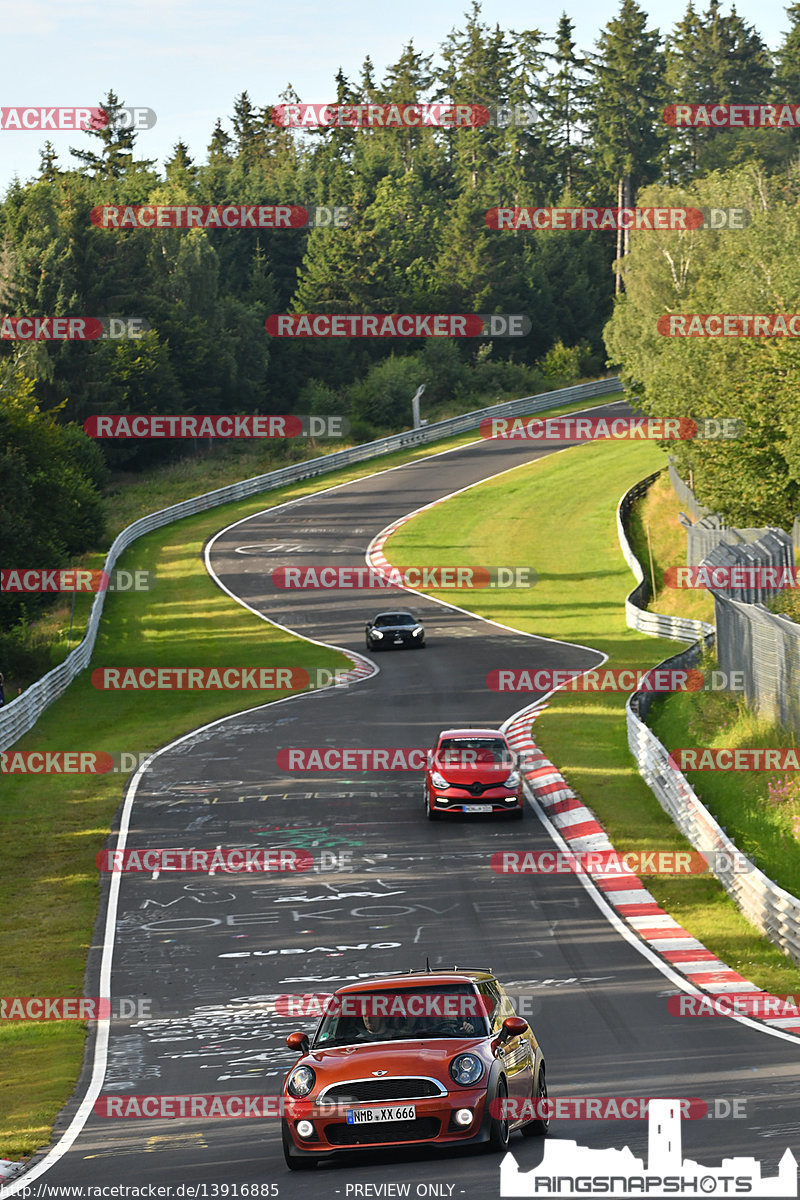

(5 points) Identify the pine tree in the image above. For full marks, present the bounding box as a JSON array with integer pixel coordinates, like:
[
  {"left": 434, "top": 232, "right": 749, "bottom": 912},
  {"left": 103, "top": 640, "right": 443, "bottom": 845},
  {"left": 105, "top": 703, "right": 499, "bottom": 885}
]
[
  {"left": 539, "top": 14, "right": 590, "bottom": 198},
  {"left": 586, "top": 0, "right": 665, "bottom": 288},
  {"left": 69, "top": 90, "right": 155, "bottom": 179}
]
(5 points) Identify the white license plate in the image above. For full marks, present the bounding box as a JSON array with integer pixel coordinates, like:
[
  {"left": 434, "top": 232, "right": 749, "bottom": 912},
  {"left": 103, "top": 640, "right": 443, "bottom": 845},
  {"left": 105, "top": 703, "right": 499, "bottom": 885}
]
[
  {"left": 346, "top": 1105, "right": 416, "bottom": 1124},
  {"left": 464, "top": 803, "right": 492, "bottom": 812}
]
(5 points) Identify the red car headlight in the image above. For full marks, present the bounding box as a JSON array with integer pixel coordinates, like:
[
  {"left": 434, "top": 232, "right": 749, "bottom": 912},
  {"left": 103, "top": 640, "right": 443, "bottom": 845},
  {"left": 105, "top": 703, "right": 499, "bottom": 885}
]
[
  {"left": 287, "top": 1066, "right": 316, "bottom": 1097},
  {"left": 449, "top": 1053, "right": 485, "bottom": 1086}
]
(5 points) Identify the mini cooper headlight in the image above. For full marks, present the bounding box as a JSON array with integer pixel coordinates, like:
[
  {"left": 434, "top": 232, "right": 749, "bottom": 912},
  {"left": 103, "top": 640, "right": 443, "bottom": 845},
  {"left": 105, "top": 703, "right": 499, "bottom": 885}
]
[
  {"left": 449, "top": 1053, "right": 485, "bottom": 1086},
  {"left": 287, "top": 1065, "right": 316, "bottom": 1097},
  {"left": 431, "top": 770, "right": 448, "bottom": 790}
]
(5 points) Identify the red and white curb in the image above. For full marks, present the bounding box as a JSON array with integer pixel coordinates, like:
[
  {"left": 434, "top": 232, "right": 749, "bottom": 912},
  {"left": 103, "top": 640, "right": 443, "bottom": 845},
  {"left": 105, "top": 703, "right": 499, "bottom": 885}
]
[{"left": 505, "top": 705, "right": 800, "bottom": 1038}]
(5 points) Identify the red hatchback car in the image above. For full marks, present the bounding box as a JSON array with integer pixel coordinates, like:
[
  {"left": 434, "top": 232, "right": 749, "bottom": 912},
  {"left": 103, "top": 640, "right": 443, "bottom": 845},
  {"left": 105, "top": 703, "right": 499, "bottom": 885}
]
[
  {"left": 281, "top": 969, "right": 548, "bottom": 1169},
  {"left": 423, "top": 728, "right": 524, "bottom": 820}
]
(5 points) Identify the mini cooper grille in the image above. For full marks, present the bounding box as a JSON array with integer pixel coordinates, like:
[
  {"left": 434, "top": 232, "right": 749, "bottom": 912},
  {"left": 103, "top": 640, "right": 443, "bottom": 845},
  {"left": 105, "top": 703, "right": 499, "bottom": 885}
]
[
  {"left": 321, "top": 1078, "right": 444, "bottom": 1103},
  {"left": 325, "top": 1117, "right": 441, "bottom": 1145}
]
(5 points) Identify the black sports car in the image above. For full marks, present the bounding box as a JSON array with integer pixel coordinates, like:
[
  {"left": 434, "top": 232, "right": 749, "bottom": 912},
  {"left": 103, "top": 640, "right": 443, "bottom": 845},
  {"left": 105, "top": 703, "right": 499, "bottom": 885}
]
[{"left": 365, "top": 610, "right": 425, "bottom": 650}]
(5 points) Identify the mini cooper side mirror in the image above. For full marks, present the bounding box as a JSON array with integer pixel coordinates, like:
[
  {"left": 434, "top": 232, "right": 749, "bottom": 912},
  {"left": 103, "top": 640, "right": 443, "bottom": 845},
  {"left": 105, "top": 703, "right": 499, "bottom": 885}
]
[
  {"left": 286, "top": 1031, "right": 310, "bottom": 1054},
  {"left": 497, "top": 1015, "right": 528, "bottom": 1044}
]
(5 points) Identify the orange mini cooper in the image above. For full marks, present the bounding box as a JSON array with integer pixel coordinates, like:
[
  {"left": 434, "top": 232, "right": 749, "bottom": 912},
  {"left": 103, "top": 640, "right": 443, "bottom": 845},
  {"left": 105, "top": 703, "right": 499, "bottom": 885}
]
[{"left": 281, "top": 968, "right": 548, "bottom": 1170}]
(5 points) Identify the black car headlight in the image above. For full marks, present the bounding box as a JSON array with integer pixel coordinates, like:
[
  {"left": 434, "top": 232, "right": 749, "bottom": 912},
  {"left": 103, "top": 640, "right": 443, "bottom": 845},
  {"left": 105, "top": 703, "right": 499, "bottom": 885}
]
[
  {"left": 412, "top": 626, "right": 423, "bottom": 636},
  {"left": 287, "top": 1065, "right": 316, "bottom": 1097},
  {"left": 371, "top": 629, "right": 384, "bottom": 639},
  {"left": 449, "top": 1053, "right": 485, "bottom": 1086}
]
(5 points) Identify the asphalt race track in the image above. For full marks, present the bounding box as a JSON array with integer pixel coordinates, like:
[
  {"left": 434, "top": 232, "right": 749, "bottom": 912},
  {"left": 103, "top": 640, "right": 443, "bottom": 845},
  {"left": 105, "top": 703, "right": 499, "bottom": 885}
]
[{"left": 17, "top": 400, "right": 800, "bottom": 1197}]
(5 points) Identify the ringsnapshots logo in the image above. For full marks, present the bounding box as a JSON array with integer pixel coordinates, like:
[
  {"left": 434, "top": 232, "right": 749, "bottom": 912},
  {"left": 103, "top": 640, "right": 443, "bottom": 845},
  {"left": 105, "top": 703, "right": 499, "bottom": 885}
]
[
  {"left": 271, "top": 565, "right": 536, "bottom": 589},
  {"left": 0, "top": 568, "right": 154, "bottom": 593},
  {"left": 664, "top": 103, "right": 800, "bottom": 128},
  {"left": 486, "top": 206, "right": 750, "bottom": 231},
  {"left": 265, "top": 313, "right": 530, "bottom": 337},
  {"left": 0, "top": 316, "right": 150, "bottom": 340},
  {"left": 658, "top": 313, "right": 800, "bottom": 337},
  {"left": 83, "top": 414, "right": 348, "bottom": 438}
]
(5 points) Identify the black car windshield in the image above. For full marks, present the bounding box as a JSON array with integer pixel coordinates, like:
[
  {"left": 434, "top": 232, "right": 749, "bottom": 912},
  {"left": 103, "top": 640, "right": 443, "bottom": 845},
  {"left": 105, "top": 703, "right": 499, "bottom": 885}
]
[
  {"left": 373, "top": 614, "right": 416, "bottom": 627},
  {"left": 312, "top": 985, "right": 490, "bottom": 1047},
  {"left": 437, "top": 738, "right": 511, "bottom": 767}
]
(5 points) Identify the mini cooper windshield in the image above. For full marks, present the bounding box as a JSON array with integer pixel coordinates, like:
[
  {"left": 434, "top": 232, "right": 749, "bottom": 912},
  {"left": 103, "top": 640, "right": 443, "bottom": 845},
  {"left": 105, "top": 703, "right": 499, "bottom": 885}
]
[{"left": 313, "top": 985, "right": 491, "bottom": 1047}]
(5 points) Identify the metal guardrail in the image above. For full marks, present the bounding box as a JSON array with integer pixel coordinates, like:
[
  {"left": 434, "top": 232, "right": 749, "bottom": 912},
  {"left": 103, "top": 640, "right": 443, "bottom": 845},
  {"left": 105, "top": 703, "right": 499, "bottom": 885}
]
[
  {"left": 619, "top": 472, "right": 800, "bottom": 965},
  {"left": 617, "top": 471, "right": 714, "bottom": 644},
  {"left": 0, "top": 375, "right": 621, "bottom": 752}
]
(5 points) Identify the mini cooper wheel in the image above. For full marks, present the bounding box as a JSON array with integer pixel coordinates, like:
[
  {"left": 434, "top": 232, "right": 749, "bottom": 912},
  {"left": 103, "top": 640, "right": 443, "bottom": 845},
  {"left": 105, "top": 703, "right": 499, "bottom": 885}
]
[
  {"left": 487, "top": 1079, "right": 510, "bottom": 1152},
  {"left": 282, "top": 1127, "right": 318, "bottom": 1170},
  {"left": 521, "top": 1065, "right": 549, "bottom": 1137}
]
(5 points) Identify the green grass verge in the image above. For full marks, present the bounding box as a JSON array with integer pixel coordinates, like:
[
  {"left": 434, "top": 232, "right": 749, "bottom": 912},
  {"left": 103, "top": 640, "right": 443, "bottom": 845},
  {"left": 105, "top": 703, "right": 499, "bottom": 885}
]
[
  {"left": 648, "top": 688, "right": 800, "bottom": 896},
  {"left": 384, "top": 439, "right": 800, "bottom": 1000},
  {"left": 0, "top": 388, "right": 622, "bottom": 1159}
]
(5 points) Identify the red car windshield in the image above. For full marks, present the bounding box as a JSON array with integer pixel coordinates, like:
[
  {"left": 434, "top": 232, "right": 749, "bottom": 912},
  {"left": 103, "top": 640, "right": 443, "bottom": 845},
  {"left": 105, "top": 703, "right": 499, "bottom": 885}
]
[
  {"left": 312, "top": 984, "right": 490, "bottom": 1047},
  {"left": 436, "top": 738, "right": 512, "bottom": 769}
]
